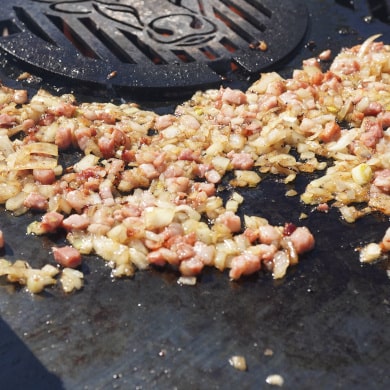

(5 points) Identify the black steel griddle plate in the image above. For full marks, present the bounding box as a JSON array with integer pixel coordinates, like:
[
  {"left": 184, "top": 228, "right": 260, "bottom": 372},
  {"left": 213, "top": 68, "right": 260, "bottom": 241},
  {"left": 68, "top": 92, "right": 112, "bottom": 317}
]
[
  {"left": 0, "top": 0, "right": 308, "bottom": 93},
  {"left": 1, "top": 1, "right": 390, "bottom": 389}
]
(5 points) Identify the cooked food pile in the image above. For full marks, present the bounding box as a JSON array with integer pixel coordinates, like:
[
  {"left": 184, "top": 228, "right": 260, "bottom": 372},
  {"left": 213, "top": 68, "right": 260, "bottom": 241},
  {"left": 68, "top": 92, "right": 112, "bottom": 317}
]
[{"left": 1, "top": 36, "right": 390, "bottom": 294}]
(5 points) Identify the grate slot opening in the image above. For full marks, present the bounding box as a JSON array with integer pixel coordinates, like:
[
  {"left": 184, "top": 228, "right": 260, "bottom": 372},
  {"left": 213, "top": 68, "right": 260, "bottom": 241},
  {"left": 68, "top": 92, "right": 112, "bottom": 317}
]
[
  {"left": 218, "top": 0, "right": 267, "bottom": 32},
  {"left": 120, "top": 29, "right": 168, "bottom": 65},
  {"left": 213, "top": 7, "right": 256, "bottom": 43},
  {"left": 14, "top": 7, "right": 55, "bottom": 45},
  {"left": 79, "top": 17, "right": 135, "bottom": 64},
  {"left": 335, "top": 0, "right": 355, "bottom": 9},
  {"left": 219, "top": 37, "right": 238, "bottom": 53},
  {"left": 0, "top": 19, "right": 21, "bottom": 37},
  {"left": 367, "top": 0, "right": 390, "bottom": 24},
  {"left": 199, "top": 46, "right": 219, "bottom": 60},
  {"left": 171, "top": 50, "right": 196, "bottom": 63},
  {"left": 47, "top": 14, "right": 99, "bottom": 59},
  {"left": 244, "top": 0, "right": 272, "bottom": 17}
]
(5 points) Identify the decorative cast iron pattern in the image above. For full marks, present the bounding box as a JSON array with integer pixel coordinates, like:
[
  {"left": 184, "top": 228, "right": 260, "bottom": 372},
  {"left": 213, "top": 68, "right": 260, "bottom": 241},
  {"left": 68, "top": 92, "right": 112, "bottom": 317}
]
[{"left": 0, "top": 0, "right": 308, "bottom": 92}]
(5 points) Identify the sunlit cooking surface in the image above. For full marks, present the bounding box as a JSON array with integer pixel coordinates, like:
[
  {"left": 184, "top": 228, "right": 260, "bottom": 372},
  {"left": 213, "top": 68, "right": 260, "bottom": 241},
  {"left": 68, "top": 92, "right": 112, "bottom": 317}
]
[{"left": 1, "top": 1, "right": 390, "bottom": 389}]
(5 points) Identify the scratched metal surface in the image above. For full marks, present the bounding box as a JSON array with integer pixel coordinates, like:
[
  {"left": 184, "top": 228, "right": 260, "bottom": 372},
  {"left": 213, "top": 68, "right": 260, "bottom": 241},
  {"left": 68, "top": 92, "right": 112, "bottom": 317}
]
[{"left": 1, "top": 1, "right": 390, "bottom": 389}]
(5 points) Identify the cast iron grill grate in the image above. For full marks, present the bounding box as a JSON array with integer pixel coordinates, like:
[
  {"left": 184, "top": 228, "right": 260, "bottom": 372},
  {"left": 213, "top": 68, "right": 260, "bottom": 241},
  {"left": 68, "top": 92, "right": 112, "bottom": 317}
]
[{"left": 0, "top": 0, "right": 308, "bottom": 95}]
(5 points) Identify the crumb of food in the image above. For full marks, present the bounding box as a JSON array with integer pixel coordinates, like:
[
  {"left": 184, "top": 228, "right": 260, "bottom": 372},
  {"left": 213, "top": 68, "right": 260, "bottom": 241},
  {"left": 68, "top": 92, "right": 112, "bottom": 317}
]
[
  {"left": 264, "top": 348, "right": 274, "bottom": 356},
  {"left": 318, "top": 49, "right": 332, "bottom": 61},
  {"left": 316, "top": 203, "right": 329, "bottom": 213},
  {"left": 16, "top": 72, "right": 32, "bottom": 81},
  {"left": 229, "top": 355, "right": 247, "bottom": 371},
  {"left": 359, "top": 243, "right": 382, "bottom": 263},
  {"left": 285, "top": 189, "right": 298, "bottom": 197},
  {"left": 249, "top": 40, "right": 268, "bottom": 51},
  {"left": 265, "top": 374, "right": 284, "bottom": 386},
  {"left": 107, "top": 70, "right": 118, "bottom": 79},
  {"left": 0, "top": 229, "right": 4, "bottom": 249},
  {"left": 177, "top": 276, "right": 197, "bottom": 286}
]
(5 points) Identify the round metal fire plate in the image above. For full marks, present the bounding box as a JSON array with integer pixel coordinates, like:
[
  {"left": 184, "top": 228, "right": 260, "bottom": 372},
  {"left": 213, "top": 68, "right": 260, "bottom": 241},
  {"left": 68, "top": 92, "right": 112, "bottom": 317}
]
[{"left": 0, "top": 0, "right": 308, "bottom": 94}]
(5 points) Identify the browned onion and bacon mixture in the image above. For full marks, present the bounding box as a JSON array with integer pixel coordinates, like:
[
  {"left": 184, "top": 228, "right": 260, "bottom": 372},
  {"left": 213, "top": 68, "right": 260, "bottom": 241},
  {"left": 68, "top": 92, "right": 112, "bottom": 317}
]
[{"left": 1, "top": 35, "right": 390, "bottom": 294}]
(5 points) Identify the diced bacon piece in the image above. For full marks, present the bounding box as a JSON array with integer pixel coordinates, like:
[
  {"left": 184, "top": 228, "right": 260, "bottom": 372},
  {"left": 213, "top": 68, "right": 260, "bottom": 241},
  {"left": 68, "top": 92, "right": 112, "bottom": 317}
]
[
  {"left": 283, "top": 222, "right": 297, "bottom": 236},
  {"left": 62, "top": 214, "right": 90, "bottom": 231},
  {"left": 52, "top": 246, "right": 82, "bottom": 268},
  {"left": 289, "top": 227, "right": 315, "bottom": 254},
  {"left": 121, "top": 149, "right": 136, "bottom": 163},
  {"left": 0, "top": 113, "right": 16, "bottom": 127},
  {"left": 74, "top": 127, "right": 93, "bottom": 150},
  {"left": 258, "top": 94, "right": 279, "bottom": 111},
  {"left": 279, "top": 91, "right": 299, "bottom": 106},
  {"left": 299, "top": 118, "right": 317, "bottom": 134},
  {"left": 139, "top": 163, "right": 159, "bottom": 179},
  {"left": 259, "top": 225, "right": 281, "bottom": 245},
  {"left": 363, "top": 102, "right": 382, "bottom": 116},
  {"left": 229, "top": 252, "right": 261, "bottom": 280},
  {"left": 99, "top": 180, "right": 114, "bottom": 205},
  {"left": 193, "top": 163, "right": 211, "bottom": 178},
  {"left": 319, "top": 121, "right": 341, "bottom": 143},
  {"left": 193, "top": 241, "right": 215, "bottom": 266},
  {"left": 215, "top": 211, "right": 241, "bottom": 233},
  {"left": 41, "top": 211, "right": 64, "bottom": 233},
  {"left": 379, "top": 111, "right": 390, "bottom": 128},
  {"left": 23, "top": 192, "right": 48, "bottom": 211},
  {"left": 179, "top": 114, "right": 200, "bottom": 130},
  {"left": 222, "top": 87, "right": 247, "bottom": 105},
  {"left": 154, "top": 114, "right": 175, "bottom": 130},
  {"left": 98, "top": 136, "right": 115, "bottom": 158},
  {"left": 171, "top": 241, "right": 196, "bottom": 261},
  {"left": 192, "top": 182, "right": 215, "bottom": 197},
  {"left": 99, "top": 111, "right": 116, "bottom": 124},
  {"left": 39, "top": 113, "right": 55, "bottom": 126},
  {"left": 65, "top": 190, "right": 91, "bottom": 213},
  {"left": 243, "top": 228, "right": 259, "bottom": 243},
  {"left": 147, "top": 247, "right": 179, "bottom": 266},
  {"left": 228, "top": 152, "right": 254, "bottom": 170},
  {"left": 317, "top": 203, "right": 330, "bottom": 212},
  {"left": 13, "top": 89, "right": 28, "bottom": 104},
  {"left": 55, "top": 126, "right": 73, "bottom": 149},
  {"left": 330, "top": 57, "right": 360, "bottom": 75},
  {"left": 33, "top": 169, "right": 56, "bottom": 185},
  {"left": 112, "top": 129, "right": 130, "bottom": 148},
  {"left": 0, "top": 229, "right": 4, "bottom": 249},
  {"left": 373, "top": 169, "right": 390, "bottom": 194},
  {"left": 380, "top": 228, "right": 390, "bottom": 252},
  {"left": 161, "top": 223, "right": 185, "bottom": 241},
  {"left": 163, "top": 164, "right": 184, "bottom": 178},
  {"left": 303, "top": 57, "right": 321, "bottom": 68},
  {"left": 360, "top": 119, "right": 383, "bottom": 148},
  {"left": 179, "top": 256, "right": 204, "bottom": 276},
  {"left": 318, "top": 49, "right": 332, "bottom": 61},
  {"left": 258, "top": 243, "right": 278, "bottom": 261},
  {"left": 106, "top": 158, "right": 124, "bottom": 176},
  {"left": 49, "top": 102, "right": 76, "bottom": 117},
  {"left": 266, "top": 80, "right": 286, "bottom": 96},
  {"left": 178, "top": 148, "right": 201, "bottom": 162},
  {"left": 166, "top": 176, "right": 190, "bottom": 193},
  {"left": 22, "top": 118, "right": 36, "bottom": 131}
]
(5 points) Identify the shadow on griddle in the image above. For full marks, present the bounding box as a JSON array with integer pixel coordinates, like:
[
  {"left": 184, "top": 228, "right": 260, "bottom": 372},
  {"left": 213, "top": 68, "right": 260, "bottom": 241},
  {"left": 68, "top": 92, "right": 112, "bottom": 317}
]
[{"left": 0, "top": 316, "right": 64, "bottom": 389}]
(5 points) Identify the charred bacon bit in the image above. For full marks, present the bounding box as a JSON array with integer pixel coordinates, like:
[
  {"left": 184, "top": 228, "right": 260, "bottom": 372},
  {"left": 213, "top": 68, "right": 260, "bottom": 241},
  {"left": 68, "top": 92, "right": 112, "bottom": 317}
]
[{"left": 283, "top": 223, "right": 297, "bottom": 236}]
